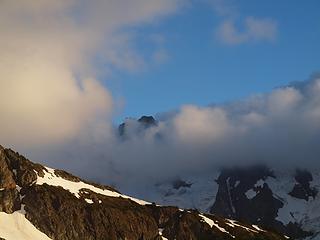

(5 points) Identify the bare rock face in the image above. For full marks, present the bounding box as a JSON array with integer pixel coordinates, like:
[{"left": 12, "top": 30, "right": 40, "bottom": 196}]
[
  {"left": 289, "top": 169, "right": 317, "bottom": 201},
  {"left": 22, "top": 184, "right": 159, "bottom": 240},
  {"left": 0, "top": 149, "right": 16, "bottom": 189},
  {"left": 3, "top": 148, "right": 45, "bottom": 187},
  {"left": 147, "top": 205, "right": 180, "bottom": 227},
  {"left": 210, "top": 165, "right": 312, "bottom": 239},
  {"left": 210, "top": 165, "right": 277, "bottom": 218},
  {"left": 0, "top": 188, "right": 20, "bottom": 213},
  {"left": 0, "top": 147, "right": 21, "bottom": 213}
]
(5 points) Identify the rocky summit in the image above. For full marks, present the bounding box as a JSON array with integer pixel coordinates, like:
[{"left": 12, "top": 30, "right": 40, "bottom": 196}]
[{"left": 0, "top": 145, "right": 287, "bottom": 240}]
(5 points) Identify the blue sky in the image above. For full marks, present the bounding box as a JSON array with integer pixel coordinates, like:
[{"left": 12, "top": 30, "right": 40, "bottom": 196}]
[{"left": 107, "top": 0, "right": 320, "bottom": 123}]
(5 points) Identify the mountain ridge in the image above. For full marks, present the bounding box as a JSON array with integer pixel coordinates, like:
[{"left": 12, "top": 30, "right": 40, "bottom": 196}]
[{"left": 0, "top": 145, "right": 287, "bottom": 240}]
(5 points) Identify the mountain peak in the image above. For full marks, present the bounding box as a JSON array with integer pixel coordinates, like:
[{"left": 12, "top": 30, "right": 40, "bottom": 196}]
[
  {"left": 138, "top": 115, "right": 157, "bottom": 126},
  {"left": 118, "top": 115, "right": 158, "bottom": 138}
]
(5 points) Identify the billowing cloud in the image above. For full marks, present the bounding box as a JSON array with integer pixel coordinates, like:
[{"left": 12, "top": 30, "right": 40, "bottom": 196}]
[
  {"left": 31, "top": 76, "right": 320, "bottom": 198},
  {"left": 173, "top": 105, "right": 231, "bottom": 144},
  {"left": 0, "top": 0, "right": 183, "bottom": 150},
  {"left": 216, "top": 17, "right": 277, "bottom": 45}
]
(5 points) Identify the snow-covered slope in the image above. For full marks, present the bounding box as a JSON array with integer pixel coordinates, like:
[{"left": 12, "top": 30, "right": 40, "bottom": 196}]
[
  {"left": 36, "top": 167, "right": 149, "bottom": 205},
  {"left": 0, "top": 207, "right": 51, "bottom": 240}
]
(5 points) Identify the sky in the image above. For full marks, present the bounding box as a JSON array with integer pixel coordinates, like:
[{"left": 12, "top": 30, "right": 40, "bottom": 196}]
[
  {"left": 1, "top": 0, "right": 320, "bottom": 196},
  {"left": 107, "top": 0, "right": 320, "bottom": 122}
]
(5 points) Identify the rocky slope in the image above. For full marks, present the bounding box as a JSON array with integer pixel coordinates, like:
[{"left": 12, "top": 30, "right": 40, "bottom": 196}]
[{"left": 0, "top": 145, "right": 287, "bottom": 240}]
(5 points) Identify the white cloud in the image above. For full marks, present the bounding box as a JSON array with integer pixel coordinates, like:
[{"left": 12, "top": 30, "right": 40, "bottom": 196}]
[
  {"left": 217, "top": 17, "right": 277, "bottom": 45},
  {"left": 28, "top": 76, "right": 320, "bottom": 197},
  {"left": 173, "top": 105, "right": 230, "bottom": 144},
  {"left": 0, "top": 0, "right": 184, "bottom": 150},
  {"left": 267, "top": 87, "right": 302, "bottom": 114}
]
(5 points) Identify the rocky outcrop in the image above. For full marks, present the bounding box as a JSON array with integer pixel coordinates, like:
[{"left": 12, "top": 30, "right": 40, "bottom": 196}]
[
  {"left": 210, "top": 165, "right": 312, "bottom": 239},
  {"left": 0, "top": 148, "right": 21, "bottom": 213},
  {"left": 118, "top": 116, "right": 158, "bottom": 140},
  {"left": 137, "top": 116, "right": 157, "bottom": 127},
  {"left": 0, "top": 145, "right": 287, "bottom": 240},
  {"left": 0, "top": 148, "right": 16, "bottom": 190},
  {"left": 0, "top": 188, "right": 20, "bottom": 213},
  {"left": 211, "top": 165, "right": 275, "bottom": 218},
  {"left": 288, "top": 169, "right": 317, "bottom": 201}
]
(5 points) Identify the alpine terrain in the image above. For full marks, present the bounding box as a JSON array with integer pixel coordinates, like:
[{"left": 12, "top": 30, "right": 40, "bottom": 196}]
[
  {"left": 0, "top": 145, "right": 287, "bottom": 240},
  {"left": 119, "top": 116, "right": 320, "bottom": 240}
]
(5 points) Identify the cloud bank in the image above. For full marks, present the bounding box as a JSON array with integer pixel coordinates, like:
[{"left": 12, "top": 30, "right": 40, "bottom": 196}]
[{"left": 31, "top": 75, "right": 320, "bottom": 196}]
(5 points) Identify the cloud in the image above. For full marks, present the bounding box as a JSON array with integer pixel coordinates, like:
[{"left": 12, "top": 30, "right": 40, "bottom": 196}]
[
  {"left": 173, "top": 105, "right": 230, "bottom": 144},
  {"left": 207, "top": 0, "right": 278, "bottom": 45},
  {"left": 0, "top": 0, "right": 183, "bottom": 150},
  {"left": 216, "top": 17, "right": 277, "bottom": 45},
  {"left": 31, "top": 75, "right": 320, "bottom": 199}
]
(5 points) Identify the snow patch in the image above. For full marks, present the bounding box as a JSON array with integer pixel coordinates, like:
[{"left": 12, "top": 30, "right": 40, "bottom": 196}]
[
  {"left": 158, "top": 228, "right": 168, "bottom": 240},
  {"left": 252, "top": 225, "right": 266, "bottom": 232},
  {"left": 85, "top": 199, "right": 94, "bottom": 204},
  {"left": 36, "top": 167, "right": 149, "bottom": 205},
  {"left": 245, "top": 179, "right": 265, "bottom": 200},
  {"left": 255, "top": 179, "right": 265, "bottom": 188},
  {"left": 0, "top": 209, "right": 51, "bottom": 240},
  {"left": 199, "top": 214, "right": 235, "bottom": 238},
  {"left": 245, "top": 189, "right": 257, "bottom": 200},
  {"left": 226, "top": 219, "right": 258, "bottom": 233}
]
